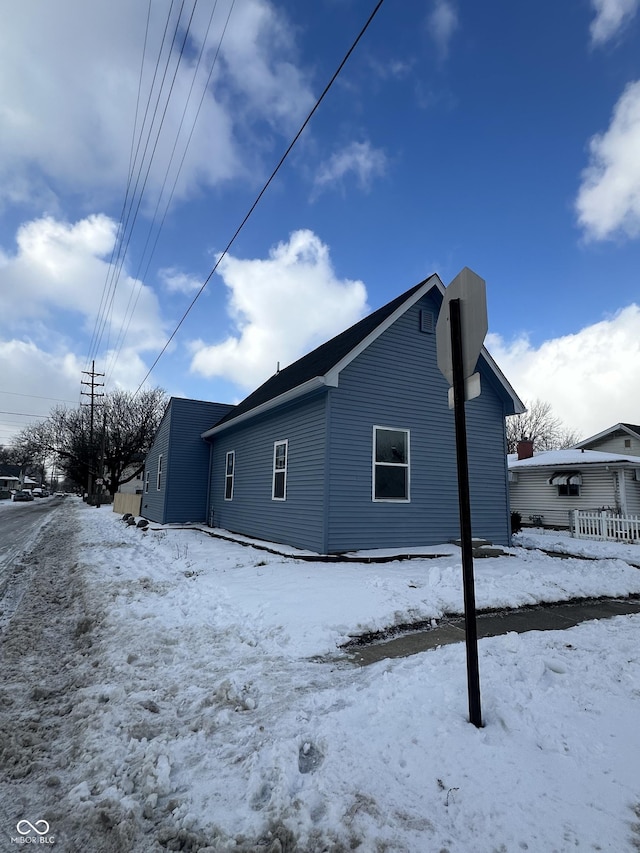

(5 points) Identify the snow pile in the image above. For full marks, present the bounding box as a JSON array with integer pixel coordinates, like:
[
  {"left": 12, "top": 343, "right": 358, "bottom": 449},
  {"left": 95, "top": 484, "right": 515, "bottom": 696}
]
[{"left": 3, "top": 501, "right": 640, "bottom": 851}]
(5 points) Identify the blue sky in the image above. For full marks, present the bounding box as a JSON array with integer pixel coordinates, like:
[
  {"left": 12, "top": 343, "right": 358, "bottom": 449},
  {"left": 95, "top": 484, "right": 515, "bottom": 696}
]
[{"left": 1, "top": 0, "right": 639, "bottom": 446}]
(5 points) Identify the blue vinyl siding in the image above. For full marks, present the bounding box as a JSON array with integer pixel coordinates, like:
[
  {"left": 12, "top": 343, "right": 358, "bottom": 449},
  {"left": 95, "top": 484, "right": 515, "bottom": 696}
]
[
  {"left": 210, "top": 392, "right": 327, "bottom": 551},
  {"left": 326, "top": 293, "right": 511, "bottom": 551},
  {"left": 141, "top": 408, "right": 171, "bottom": 523},
  {"left": 142, "top": 398, "right": 232, "bottom": 524}
]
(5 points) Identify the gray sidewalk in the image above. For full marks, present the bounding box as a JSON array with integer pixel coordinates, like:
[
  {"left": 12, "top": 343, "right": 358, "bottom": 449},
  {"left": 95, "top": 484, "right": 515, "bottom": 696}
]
[{"left": 345, "top": 596, "right": 640, "bottom": 666}]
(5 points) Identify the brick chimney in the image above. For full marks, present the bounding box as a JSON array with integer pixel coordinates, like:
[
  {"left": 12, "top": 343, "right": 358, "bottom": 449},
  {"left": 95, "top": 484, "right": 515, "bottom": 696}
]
[{"left": 517, "top": 438, "right": 534, "bottom": 460}]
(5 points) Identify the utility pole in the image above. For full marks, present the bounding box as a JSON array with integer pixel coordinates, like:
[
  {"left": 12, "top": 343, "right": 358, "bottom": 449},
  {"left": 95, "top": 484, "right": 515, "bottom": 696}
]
[{"left": 81, "top": 360, "right": 104, "bottom": 502}]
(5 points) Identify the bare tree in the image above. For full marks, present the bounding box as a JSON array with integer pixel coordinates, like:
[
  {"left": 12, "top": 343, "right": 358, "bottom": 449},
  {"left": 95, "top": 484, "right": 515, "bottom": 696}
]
[
  {"left": 506, "top": 399, "right": 582, "bottom": 453},
  {"left": 12, "top": 388, "right": 167, "bottom": 494}
]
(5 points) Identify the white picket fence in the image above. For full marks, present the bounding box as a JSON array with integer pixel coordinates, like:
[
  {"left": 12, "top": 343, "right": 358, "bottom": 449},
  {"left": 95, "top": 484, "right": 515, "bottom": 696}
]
[{"left": 570, "top": 509, "right": 640, "bottom": 543}]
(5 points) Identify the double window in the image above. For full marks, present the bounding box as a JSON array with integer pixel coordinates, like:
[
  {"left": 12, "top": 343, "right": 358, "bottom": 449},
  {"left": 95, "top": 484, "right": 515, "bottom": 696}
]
[
  {"left": 225, "top": 451, "right": 235, "bottom": 500},
  {"left": 156, "top": 454, "right": 163, "bottom": 491},
  {"left": 272, "top": 440, "right": 288, "bottom": 500},
  {"left": 373, "top": 426, "right": 410, "bottom": 501}
]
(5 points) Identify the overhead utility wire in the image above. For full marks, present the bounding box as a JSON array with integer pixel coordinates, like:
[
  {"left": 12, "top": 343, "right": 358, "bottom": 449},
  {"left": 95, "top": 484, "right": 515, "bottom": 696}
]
[
  {"left": 85, "top": 0, "right": 166, "bottom": 368},
  {"left": 98, "top": 0, "right": 192, "bottom": 361},
  {"left": 106, "top": 0, "right": 234, "bottom": 385},
  {"left": 86, "top": 0, "right": 181, "bottom": 367},
  {"left": 134, "top": 0, "right": 387, "bottom": 395}
]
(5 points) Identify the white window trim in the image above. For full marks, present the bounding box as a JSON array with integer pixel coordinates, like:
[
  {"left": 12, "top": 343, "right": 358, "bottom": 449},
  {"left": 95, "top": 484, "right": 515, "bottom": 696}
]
[
  {"left": 156, "top": 454, "right": 163, "bottom": 491},
  {"left": 225, "top": 450, "right": 235, "bottom": 501},
  {"left": 272, "top": 439, "right": 288, "bottom": 501},
  {"left": 372, "top": 425, "right": 410, "bottom": 502},
  {"left": 145, "top": 471, "right": 149, "bottom": 494}
]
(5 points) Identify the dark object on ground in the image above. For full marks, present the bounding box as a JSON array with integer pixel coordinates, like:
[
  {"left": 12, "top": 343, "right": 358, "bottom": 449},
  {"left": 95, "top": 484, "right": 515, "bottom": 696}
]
[
  {"left": 126, "top": 517, "right": 136, "bottom": 526},
  {"left": 511, "top": 511, "right": 522, "bottom": 534},
  {"left": 137, "top": 518, "right": 149, "bottom": 529},
  {"left": 122, "top": 513, "right": 133, "bottom": 521}
]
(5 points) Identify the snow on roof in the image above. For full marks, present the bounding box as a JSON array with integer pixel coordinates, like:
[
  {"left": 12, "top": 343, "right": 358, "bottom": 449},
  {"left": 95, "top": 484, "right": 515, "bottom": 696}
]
[{"left": 508, "top": 448, "right": 640, "bottom": 469}]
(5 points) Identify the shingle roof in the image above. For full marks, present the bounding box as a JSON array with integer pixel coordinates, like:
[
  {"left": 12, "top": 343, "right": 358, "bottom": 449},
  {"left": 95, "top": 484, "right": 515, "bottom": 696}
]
[{"left": 213, "top": 276, "right": 436, "bottom": 428}]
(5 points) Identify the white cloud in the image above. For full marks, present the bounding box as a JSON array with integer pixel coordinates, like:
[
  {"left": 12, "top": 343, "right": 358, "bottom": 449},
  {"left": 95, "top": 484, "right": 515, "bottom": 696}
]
[
  {"left": 159, "top": 268, "right": 203, "bottom": 295},
  {"left": 0, "top": 215, "right": 165, "bottom": 352},
  {"left": 0, "top": 0, "right": 314, "bottom": 209},
  {"left": 313, "top": 142, "right": 387, "bottom": 196},
  {"left": 0, "top": 214, "right": 168, "bottom": 426},
  {"left": 575, "top": 81, "right": 640, "bottom": 241},
  {"left": 0, "top": 340, "right": 83, "bottom": 444},
  {"left": 590, "top": 0, "right": 639, "bottom": 45},
  {"left": 486, "top": 305, "right": 640, "bottom": 439},
  {"left": 427, "top": 0, "right": 458, "bottom": 59},
  {"left": 189, "top": 230, "right": 369, "bottom": 389}
]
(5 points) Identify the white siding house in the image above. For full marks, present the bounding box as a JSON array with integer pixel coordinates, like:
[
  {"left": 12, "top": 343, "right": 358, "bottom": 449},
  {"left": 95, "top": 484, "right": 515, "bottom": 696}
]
[
  {"left": 509, "top": 448, "right": 640, "bottom": 528},
  {"left": 572, "top": 423, "right": 640, "bottom": 458}
]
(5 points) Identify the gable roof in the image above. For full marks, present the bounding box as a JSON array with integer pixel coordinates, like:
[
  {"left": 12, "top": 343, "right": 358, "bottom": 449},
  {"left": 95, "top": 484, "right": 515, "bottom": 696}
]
[
  {"left": 573, "top": 423, "right": 640, "bottom": 449},
  {"left": 203, "top": 271, "right": 525, "bottom": 438}
]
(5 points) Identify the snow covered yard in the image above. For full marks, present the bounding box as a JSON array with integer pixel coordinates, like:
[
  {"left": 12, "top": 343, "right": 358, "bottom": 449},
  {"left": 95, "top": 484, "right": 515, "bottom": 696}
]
[{"left": 2, "top": 500, "right": 640, "bottom": 851}]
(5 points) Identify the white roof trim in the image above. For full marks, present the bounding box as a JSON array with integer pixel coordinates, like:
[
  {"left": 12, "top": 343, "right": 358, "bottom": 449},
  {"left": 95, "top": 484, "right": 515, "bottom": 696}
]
[
  {"left": 204, "top": 272, "right": 525, "bottom": 435},
  {"left": 477, "top": 346, "right": 526, "bottom": 414},
  {"left": 201, "top": 376, "right": 328, "bottom": 438},
  {"left": 324, "top": 275, "right": 443, "bottom": 386},
  {"left": 573, "top": 422, "right": 640, "bottom": 448}
]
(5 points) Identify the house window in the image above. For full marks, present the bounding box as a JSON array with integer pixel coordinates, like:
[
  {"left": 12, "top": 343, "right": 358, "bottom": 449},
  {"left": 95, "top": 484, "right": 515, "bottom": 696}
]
[
  {"left": 373, "top": 426, "right": 410, "bottom": 501},
  {"left": 145, "top": 472, "right": 149, "bottom": 494},
  {"left": 225, "top": 451, "right": 235, "bottom": 500},
  {"left": 625, "top": 439, "right": 631, "bottom": 448},
  {"left": 549, "top": 471, "right": 581, "bottom": 497},
  {"left": 272, "top": 440, "right": 288, "bottom": 500},
  {"left": 558, "top": 483, "right": 580, "bottom": 497},
  {"left": 157, "top": 454, "right": 163, "bottom": 491}
]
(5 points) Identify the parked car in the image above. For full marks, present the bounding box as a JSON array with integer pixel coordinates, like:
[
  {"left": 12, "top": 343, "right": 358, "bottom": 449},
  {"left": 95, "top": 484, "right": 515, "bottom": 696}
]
[{"left": 12, "top": 491, "right": 34, "bottom": 502}]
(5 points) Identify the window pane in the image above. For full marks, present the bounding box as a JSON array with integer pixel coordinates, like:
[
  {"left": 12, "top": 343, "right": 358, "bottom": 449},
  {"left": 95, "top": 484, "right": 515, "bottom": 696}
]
[
  {"left": 275, "top": 443, "right": 287, "bottom": 469},
  {"left": 225, "top": 477, "right": 233, "bottom": 500},
  {"left": 376, "top": 430, "right": 407, "bottom": 464},
  {"left": 375, "top": 466, "right": 407, "bottom": 499},
  {"left": 226, "top": 453, "right": 234, "bottom": 475},
  {"left": 273, "top": 470, "right": 285, "bottom": 499}
]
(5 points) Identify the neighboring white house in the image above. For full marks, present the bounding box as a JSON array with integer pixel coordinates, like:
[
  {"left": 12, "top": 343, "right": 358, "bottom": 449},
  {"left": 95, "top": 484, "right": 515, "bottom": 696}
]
[
  {"left": 572, "top": 423, "right": 640, "bottom": 457},
  {"left": 508, "top": 445, "right": 640, "bottom": 528},
  {"left": 0, "top": 475, "right": 20, "bottom": 498},
  {"left": 117, "top": 464, "right": 145, "bottom": 495}
]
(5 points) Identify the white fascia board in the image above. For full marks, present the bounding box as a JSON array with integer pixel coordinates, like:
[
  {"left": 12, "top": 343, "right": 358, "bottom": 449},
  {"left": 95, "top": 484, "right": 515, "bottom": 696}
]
[
  {"left": 325, "top": 275, "right": 444, "bottom": 386},
  {"left": 325, "top": 273, "right": 524, "bottom": 415},
  {"left": 572, "top": 423, "right": 636, "bottom": 448},
  {"left": 479, "top": 346, "right": 526, "bottom": 414},
  {"left": 201, "top": 376, "right": 328, "bottom": 438}
]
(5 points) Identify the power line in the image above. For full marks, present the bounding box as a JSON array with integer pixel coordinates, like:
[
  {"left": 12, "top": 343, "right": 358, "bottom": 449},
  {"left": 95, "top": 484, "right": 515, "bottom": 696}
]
[
  {"left": 105, "top": 0, "right": 235, "bottom": 386},
  {"left": 134, "top": 0, "right": 387, "bottom": 394},
  {"left": 0, "top": 390, "right": 77, "bottom": 404},
  {"left": 86, "top": 0, "right": 180, "bottom": 368},
  {"left": 0, "top": 411, "right": 50, "bottom": 418}
]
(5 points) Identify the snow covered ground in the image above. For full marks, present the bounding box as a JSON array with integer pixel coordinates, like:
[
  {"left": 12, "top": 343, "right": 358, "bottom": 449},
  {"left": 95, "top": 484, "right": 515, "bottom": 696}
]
[{"left": 2, "top": 499, "right": 640, "bottom": 851}]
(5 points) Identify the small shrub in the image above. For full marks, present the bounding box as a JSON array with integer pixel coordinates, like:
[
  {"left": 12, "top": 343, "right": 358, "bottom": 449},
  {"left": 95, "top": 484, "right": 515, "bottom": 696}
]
[{"left": 511, "top": 511, "right": 522, "bottom": 534}]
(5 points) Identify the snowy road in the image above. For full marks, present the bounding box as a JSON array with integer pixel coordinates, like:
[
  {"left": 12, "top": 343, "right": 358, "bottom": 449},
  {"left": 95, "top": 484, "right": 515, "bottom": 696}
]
[
  {"left": 0, "top": 498, "right": 65, "bottom": 634},
  {"left": 0, "top": 507, "right": 120, "bottom": 850}
]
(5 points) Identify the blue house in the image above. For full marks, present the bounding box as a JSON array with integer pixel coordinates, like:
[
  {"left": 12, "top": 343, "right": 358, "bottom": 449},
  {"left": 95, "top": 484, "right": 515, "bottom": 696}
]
[
  {"left": 160, "top": 271, "right": 522, "bottom": 554},
  {"left": 142, "top": 397, "right": 233, "bottom": 524}
]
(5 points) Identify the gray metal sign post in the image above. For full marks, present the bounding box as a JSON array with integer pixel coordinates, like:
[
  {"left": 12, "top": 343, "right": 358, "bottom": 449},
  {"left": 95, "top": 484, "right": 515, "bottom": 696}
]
[{"left": 436, "top": 268, "right": 487, "bottom": 728}]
